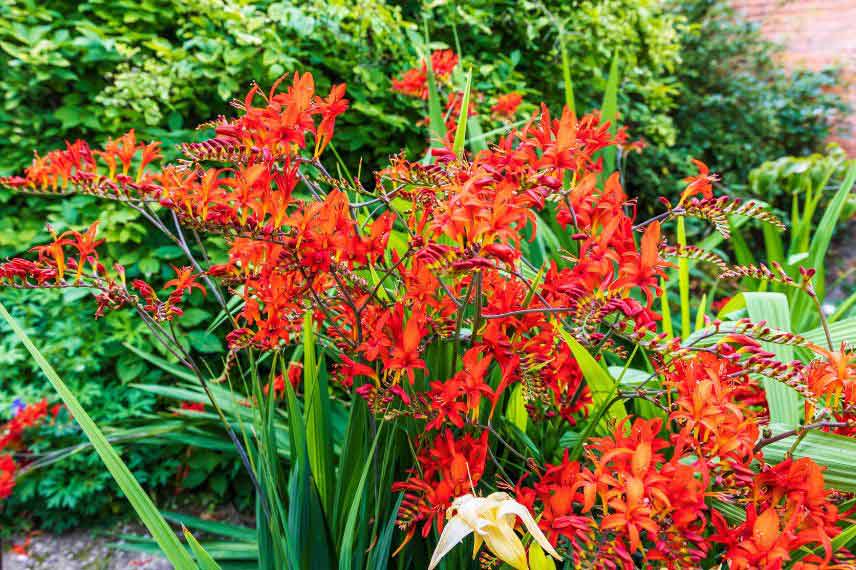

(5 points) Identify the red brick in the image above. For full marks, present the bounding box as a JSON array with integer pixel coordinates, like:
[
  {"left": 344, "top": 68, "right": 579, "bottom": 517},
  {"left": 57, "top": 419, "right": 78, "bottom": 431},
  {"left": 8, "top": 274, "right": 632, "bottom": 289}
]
[{"left": 731, "top": 0, "right": 856, "bottom": 154}]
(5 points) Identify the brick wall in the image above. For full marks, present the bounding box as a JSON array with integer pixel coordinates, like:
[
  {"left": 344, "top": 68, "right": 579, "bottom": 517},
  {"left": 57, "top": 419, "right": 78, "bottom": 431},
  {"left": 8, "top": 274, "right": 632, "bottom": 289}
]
[{"left": 732, "top": 0, "right": 855, "bottom": 154}]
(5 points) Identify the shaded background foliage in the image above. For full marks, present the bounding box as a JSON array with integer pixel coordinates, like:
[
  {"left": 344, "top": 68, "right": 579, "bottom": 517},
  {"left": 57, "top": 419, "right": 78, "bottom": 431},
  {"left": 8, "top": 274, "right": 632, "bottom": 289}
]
[{"left": 0, "top": 0, "right": 846, "bottom": 532}]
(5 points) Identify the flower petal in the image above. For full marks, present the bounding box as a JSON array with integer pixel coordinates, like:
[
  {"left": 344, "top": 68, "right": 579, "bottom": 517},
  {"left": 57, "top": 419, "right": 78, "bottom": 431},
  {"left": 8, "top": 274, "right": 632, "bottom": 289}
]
[
  {"left": 482, "top": 520, "right": 528, "bottom": 570},
  {"left": 498, "top": 499, "right": 562, "bottom": 561},
  {"left": 428, "top": 514, "right": 475, "bottom": 570}
]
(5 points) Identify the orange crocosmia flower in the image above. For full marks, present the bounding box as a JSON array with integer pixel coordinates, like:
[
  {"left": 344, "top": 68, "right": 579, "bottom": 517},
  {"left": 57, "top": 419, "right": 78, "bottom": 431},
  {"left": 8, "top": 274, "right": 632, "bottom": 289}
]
[
  {"left": 313, "top": 83, "right": 349, "bottom": 157},
  {"left": 430, "top": 50, "right": 458, "bottom": 79},
  {"left": 491, "top": 92, "right": 523, "bottom": 118},
  {"left": 679, "top": 158, "right": 718, "bottom": 204},
  {"left": 392, "top": 67, "right": 428, "bottom": 99},
  {"left": 803, "top": 342, "right": 855, "bottom": 406},
  {"left": 611, "top": 220, "right": 670, "bottom": 307},
  {"left": 387, "top": 308, "right": 428, "bottom": 383},
  {"left": 164, "top": 265, "right": 206, "bottom": 300},
  {"left": 0, "top": 454, "right": 16, "bottom": 500}
]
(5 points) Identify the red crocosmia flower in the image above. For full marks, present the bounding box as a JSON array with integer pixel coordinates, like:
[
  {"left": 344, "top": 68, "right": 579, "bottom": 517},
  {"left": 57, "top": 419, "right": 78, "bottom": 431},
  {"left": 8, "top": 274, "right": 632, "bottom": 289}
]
[
  {"left": 430, "top": 50, "right": 458, "bottom": 79},
  {"left": 179, "top": 402, "right": 205, "bottom": 413},
  {"left": 391, "top": 67, "right": 427, "bottom": 99},
  {"left": 611, "top": 220, "right": 670, "bottom": 307},
  {"left": 679, "top": 158, "right": 718, "bottom": 205},
  {"left": 0, "top": 454, "right": 16, "bottom": 500},
  {"left": 164, "top": 265, "right": 206, "bottom": 302},
  {"left": 426, "top": 348, "right": 494, "bottom": 430},
  {"left": 712, "top": 457, "right": 845, "bottom": 570},
  {"left": 491, "top": 93, "right": 523, "bottom": 118},
  {"left": 392, "top": 50, "right": 458, "bottom": 100},
  {"left": 0, "top": 399, "right": 49, "bottom": 449},
  {"left": 393, "top": 430, "right": 488, "bottom": 547},
  {"left": 313, "top": 83, "right": 349, "bottom": 157},
  {"left": 264, "top": 363, "right": 304, "bottom": 397}
]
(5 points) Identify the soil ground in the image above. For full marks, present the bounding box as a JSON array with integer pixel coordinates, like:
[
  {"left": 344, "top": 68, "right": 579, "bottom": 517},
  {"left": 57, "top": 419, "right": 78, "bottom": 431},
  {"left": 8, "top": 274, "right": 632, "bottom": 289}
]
[{"left": 1, "top": 527, "right": 170, "bottom": 570}]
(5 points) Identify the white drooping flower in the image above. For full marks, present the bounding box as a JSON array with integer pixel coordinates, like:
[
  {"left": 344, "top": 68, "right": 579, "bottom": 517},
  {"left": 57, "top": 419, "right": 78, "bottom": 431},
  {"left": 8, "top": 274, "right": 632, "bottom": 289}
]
[{"left": 428, "top": 492, "right": 562, "bottom": 570}]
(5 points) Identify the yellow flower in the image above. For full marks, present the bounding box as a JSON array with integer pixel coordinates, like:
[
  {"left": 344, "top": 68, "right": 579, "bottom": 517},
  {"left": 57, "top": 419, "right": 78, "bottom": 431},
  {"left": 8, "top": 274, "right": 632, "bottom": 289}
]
[{"left": 428, "top": 492, "right": 561, "bottom": 570}]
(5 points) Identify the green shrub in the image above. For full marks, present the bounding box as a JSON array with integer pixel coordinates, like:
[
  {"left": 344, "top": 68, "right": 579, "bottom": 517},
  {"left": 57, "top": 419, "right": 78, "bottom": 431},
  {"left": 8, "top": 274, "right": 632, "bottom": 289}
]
[
  {"left": 0, "top": 0, "right": 847, "bottom": 533},
  {"left": 627, "top": 0, "right": 847, "bottom": 208}
]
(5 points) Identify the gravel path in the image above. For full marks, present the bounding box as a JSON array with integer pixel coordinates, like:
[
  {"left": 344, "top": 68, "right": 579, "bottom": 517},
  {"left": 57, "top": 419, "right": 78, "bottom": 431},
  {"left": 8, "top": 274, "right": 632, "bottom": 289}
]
[{"left": 1, "top": 529, "right": 171, "bottom": 570}]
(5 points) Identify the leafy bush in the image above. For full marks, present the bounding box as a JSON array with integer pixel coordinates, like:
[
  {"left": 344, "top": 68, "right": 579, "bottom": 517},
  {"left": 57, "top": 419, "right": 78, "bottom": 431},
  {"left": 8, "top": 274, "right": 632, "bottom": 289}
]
[
  {"left": 0, "top": 0, "right": 848, "bottom": 538},
  {"left": 1, "top": 53, "right": 854, "bottom": 570},
  {"left": 627, "top": 0, "right": 847, "bottom": 207}
]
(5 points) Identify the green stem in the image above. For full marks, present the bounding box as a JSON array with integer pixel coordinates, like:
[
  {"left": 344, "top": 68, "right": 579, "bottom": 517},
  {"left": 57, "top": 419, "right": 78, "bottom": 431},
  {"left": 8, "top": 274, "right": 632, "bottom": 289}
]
[{"left": 677, "top": 216, "right": 690, "bottom": 338}]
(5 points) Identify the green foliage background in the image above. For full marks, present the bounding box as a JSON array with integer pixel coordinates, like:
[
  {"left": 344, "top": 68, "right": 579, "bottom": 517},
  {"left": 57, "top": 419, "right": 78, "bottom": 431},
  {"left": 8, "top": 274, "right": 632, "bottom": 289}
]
[{"left": 0, "top": 0, "right": 846, "bottom": 532}]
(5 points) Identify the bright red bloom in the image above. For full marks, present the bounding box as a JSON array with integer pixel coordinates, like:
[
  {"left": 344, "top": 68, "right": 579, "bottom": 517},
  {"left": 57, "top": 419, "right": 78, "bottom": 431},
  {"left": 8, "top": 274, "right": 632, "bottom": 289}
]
[
  {"left": 0, "top": 399, "right": 49, "bottom": 450},
  {"left": 611, "top": 220, "right": 670, "bottom": 307},
  {"left": 712, "top": 458, "right": 845, "bottom": 570},
  {"left": 491, "top": 92, "right": 523, "bottom": 118},
  {"left": 679, "top": 159, "right": 718, "bottom": 204},
  {"left": 179, "top": 402, "right": 205, "bottom": 413},
  {"left": 393, "top": 430, "right": 488, "bottom": 544},
  {"left": 391, "top": 50, "right": 458, "bottom": 99},
  {"left": 429, "top": 50, "right": 458, "bottom": 78},
  {"left": 0, "top": 454, "right": 16, "bottom": 500}
]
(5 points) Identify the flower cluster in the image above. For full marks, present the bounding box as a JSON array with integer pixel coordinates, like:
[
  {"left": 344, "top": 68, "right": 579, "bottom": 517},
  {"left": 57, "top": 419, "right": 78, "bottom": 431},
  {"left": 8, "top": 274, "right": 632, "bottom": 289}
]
[
  {"left": 0, "top": 399, "right": 54, "bottom": 500},
  {"left": 1, "top": 62, "right": 853, "bottom": 569},
  {"left": 712, "top": 458, "right": 850, "bottom": 569}
]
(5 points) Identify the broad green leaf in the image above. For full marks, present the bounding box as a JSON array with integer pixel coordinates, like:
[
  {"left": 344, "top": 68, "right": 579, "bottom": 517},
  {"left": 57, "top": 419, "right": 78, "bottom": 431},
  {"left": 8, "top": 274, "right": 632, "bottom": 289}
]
[
  {"left": 764, "top": 425, "right": 856, "bottom": 492},
  {"left": 554, "top": 322, "right": 626, "bottom": 424},
  {"left": 506, "top": 384, "right": 528, "bottom": 432},
  {"left": 606, "top": 367, "right": 650, "bottom": 388},
  {"left": 0, "top": 302, "right": 199, "bottom": 570},
  {"left": 716, "top": 294, "right": 746, "bottom": 319},
  {"left": 743, "top": 292, "right": 802, "bottom": 426},
  {"left": 467, "top": 113, "right": 488, "bottom": 153},
  {"left": 302, "top": 313, "right": 334, "bottom": 517},
  {"left": 711, "top": 499, "right": 746, "bottom": 524},
  {"left": 801, "top": 317, "right": 856, "bottom": 347}
]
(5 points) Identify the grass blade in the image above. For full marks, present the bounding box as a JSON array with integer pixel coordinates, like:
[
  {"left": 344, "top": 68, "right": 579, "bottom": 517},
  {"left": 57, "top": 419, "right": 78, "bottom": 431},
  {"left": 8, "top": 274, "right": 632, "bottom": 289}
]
[
  {"left": 339, "top": 423, "right": 385, "bottom": 570},
  {"left": 452, "top": 69, "right": 472, "bottom": 157},
  {"left": 164, "top": 513, "right": 256, "bottom": 543},
  {"left": 423, "top": 19, "right": 446, "bottom": 157},
  {"left": 184, "top": 528, "right": 225, "bottom": 570},
  {"left": 792, "top": 162, "right": 856, "bottom": 329},
  {"left": 599, "top": 52, "right": 620, "bottom": 176},
  {"left": 0, "top": 301, "right": 198, "bottom": 570},
  {"left": 677, "top": 217, "right": 690, "bottom": 338},
  {"left": 558, "top": 33, "right": 575, "bottom": 115},
  {"left": 302, "top": 313, "right": 335, "bottom": 517}
]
